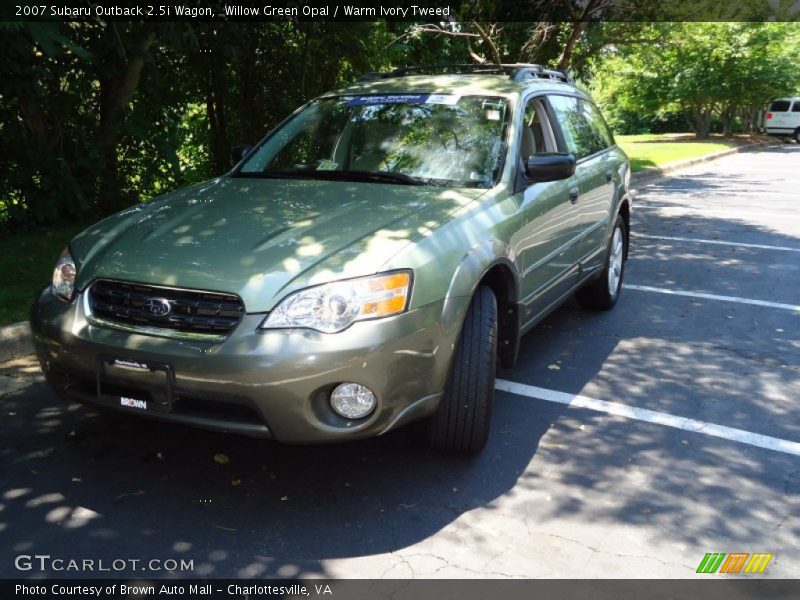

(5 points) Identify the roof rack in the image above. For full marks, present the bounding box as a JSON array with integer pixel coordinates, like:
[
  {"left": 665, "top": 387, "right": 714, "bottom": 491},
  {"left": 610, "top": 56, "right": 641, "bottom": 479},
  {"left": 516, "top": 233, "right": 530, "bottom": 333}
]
[{"left": 357, "top": 64, "right": 573, "bottom": 84}]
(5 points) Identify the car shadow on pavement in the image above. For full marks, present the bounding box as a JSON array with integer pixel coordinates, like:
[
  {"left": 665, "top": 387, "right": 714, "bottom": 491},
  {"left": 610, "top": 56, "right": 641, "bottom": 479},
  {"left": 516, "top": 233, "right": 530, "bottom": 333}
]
[{"left": 0, "top": 374, "right": 562, "bottom": 579}]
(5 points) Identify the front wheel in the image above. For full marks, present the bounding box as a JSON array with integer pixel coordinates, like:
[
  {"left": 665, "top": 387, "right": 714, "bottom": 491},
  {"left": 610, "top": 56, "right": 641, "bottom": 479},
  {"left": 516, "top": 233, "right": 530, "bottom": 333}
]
[
  {"left": 427, "top": 286, "right": 497, "bottom": 455},
  {"left": 577, "top": 214, "right": 627, "bottom": 310}
]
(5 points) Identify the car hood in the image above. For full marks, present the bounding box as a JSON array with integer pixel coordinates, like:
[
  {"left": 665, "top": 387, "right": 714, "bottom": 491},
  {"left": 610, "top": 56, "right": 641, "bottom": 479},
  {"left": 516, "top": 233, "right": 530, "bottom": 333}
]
[{"left": 71, "top": 177, "right": 485, "bottom": 312}]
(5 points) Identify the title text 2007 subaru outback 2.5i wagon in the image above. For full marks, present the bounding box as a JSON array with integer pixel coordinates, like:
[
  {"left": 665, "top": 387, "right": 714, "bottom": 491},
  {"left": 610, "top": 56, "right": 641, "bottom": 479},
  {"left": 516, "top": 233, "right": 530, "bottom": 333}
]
[{"left": 32, "top": 64, "right": 631, "bottom": 455}]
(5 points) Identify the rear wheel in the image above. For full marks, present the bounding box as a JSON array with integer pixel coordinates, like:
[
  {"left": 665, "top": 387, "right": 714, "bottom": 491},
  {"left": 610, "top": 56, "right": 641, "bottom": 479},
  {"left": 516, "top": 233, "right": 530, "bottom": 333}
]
[
  {"left": 794, "top": 129, "right": 800, "bottom": 144},
  {"left": 577, "top": 214, "right": 627, "bottom": 310},
  {"left": 427, "top": 286, "right": 497, "bottom": 455}
]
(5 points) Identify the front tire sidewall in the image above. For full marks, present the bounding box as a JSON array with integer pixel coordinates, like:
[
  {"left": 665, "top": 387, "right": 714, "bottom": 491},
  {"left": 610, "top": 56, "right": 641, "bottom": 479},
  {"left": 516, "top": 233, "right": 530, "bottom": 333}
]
[{"left": 427, "top": 286, "right": 497, "bottom": 455}]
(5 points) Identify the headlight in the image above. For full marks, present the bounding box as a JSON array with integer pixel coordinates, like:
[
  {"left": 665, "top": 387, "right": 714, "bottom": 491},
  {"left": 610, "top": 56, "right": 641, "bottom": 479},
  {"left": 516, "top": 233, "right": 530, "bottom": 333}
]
[
  {"left": 51, "top": 248, "right": 77, "bottom": 302},
  {"left": 260, "top": 271, "right": 412, "bottom": 333}
]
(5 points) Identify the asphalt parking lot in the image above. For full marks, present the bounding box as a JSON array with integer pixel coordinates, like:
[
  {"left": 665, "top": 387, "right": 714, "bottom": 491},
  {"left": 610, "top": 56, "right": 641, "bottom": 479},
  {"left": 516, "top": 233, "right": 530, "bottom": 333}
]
[{"left": 1, "top": 145, "right": 798, "bottom": 579}]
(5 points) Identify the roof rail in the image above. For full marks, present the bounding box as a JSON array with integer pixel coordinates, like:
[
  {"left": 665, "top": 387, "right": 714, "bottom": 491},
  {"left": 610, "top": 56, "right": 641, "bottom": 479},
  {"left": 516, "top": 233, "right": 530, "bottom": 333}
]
[
  {"left": 511, "top": 65, "right": 574, "bottom": 83},
  {"left": 357, "top": 64, "right": 573, "bottom": 84}
]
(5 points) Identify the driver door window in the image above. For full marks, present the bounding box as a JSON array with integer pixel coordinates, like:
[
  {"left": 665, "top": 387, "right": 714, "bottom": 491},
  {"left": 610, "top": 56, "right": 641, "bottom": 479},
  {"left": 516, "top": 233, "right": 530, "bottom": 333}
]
[
  {"left": 515, "top": 97, "right": 582, "bottom": 320},
  {"left": 520, "top": 100, "right": 558, "bottom": 162}
]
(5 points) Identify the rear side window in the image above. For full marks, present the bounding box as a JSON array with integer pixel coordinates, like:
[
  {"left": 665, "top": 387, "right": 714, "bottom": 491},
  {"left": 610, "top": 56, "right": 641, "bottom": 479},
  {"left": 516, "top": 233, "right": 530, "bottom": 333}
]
[
  {"left": 792, "top": 103, "right": 800, "bottom": 113},
  {"left": 548, "top": 95, "right": 609, "bottom": 160},
  {"left": 582, "top": 101, "right": 615, "bottom": 148},
  {"left": 770, "top": 100, "right": 791, "bottom": 112}
]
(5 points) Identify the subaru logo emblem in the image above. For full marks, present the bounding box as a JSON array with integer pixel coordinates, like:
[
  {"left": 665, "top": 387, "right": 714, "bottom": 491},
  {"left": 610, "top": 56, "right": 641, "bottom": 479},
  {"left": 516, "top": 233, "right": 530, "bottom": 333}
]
[{"left": 143, "top": 298, "right": 172, "bottom": 316}]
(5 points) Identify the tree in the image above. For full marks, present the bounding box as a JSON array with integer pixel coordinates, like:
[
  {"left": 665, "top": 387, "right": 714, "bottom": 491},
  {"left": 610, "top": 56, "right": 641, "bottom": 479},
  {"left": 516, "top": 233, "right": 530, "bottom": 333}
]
[
  {"left": 2, "top": 17, "right": 798, "bottom": 228},
  {"left": 589, "top": 23, "right": 800, "bottom": 138},
  {"left": 0, "top": 21, "right": 395, "bottom": 227}
]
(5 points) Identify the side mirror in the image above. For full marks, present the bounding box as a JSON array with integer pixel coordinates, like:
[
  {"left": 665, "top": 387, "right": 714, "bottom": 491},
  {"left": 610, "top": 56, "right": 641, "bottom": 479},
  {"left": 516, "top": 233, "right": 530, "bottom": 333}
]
[
  {"left": 524, "top": 153, "right": 576, "bottom": 182},
  {"left": 230, "top": 145, "right": 252, "bottom": 165}
]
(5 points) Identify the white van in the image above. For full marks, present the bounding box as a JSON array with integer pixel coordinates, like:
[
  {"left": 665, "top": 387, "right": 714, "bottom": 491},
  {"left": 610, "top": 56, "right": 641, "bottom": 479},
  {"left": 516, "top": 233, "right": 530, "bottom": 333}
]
[{"left": 764, "top": 98, "right": 800, "bottom": 142}]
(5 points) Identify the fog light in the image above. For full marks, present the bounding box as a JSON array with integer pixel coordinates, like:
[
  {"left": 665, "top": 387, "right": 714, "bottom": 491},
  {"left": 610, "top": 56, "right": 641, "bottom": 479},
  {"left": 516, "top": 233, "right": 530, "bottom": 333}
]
[{"left": 330, "top": 383, "right": 376, "bottom": 419}]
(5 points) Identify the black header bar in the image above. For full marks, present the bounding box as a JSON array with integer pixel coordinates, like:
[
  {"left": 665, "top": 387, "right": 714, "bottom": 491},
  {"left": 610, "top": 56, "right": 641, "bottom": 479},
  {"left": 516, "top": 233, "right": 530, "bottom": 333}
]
[{"left": 2, "top": 0, "right": 799, "bottom": 22}]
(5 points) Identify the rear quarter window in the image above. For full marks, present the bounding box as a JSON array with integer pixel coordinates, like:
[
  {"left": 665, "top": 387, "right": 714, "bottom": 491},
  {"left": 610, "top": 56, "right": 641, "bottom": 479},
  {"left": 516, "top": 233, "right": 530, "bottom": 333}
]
[
  {"left": 792, "top": 103, "right": 800, "bottom": 113},
  {"left": 582, "top": 101, "right": 615, "bottom": 148},
  {"left": 548, "top": 95, "right": 609, "bottom": 160},
  {"left": 769, "top": 100, "right": 791, "bottom": 112}
]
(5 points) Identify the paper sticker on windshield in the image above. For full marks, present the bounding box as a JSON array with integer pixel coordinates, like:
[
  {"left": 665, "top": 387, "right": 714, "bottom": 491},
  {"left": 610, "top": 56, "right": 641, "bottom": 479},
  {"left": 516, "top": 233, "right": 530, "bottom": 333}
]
[
  {"left": 347, "top": 94, "right": 460, "bottom": 107},
  {"left": 347, "top": 94, "right": 430, "bottom": 106},
  {"left": 425, "top": 94, "right": 460, "bottom": 105},
  {"left": 316, "top": 159, "right": 338, "bottom": 171}
]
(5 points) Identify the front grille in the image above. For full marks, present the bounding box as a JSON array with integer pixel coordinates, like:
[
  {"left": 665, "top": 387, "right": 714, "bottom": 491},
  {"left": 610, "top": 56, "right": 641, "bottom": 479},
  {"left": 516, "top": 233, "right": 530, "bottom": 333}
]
[{"left": 88, "top": 279, "right": 244, "bottom": 336}]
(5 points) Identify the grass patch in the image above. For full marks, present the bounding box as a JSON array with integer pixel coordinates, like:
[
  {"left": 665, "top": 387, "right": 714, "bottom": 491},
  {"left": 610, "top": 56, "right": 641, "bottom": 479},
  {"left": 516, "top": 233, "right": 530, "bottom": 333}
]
[
  {"left": 0, "top": 222, "right": 88, "bottom": 325},
  {"left": 615, "top": 133, "right": 763, "bottom": 172}
]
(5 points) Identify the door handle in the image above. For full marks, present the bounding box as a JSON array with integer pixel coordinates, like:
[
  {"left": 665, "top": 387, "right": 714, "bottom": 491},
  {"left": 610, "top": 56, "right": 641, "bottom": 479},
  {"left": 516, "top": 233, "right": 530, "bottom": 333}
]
[
  {"left": 606, "top": 171, "right": 613, "bottom": 183},
  {"left": 569, "top": 187, "right": 580, "bottom": 204}
]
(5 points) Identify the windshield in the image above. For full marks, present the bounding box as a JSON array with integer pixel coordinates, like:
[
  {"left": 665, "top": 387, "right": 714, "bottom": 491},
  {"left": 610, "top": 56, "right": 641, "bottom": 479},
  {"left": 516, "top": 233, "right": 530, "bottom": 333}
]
[{"left": 236, "top": 94, "right": 510, "bottom": 187}]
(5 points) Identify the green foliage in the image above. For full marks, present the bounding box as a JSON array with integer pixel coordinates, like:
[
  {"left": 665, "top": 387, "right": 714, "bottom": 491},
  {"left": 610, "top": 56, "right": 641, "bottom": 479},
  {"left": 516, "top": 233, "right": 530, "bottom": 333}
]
[
  {"left": 0, "top": 221, "right": 89, "bottom": 324},
  {"left": 2, "top": 19, "right": 799, "bottom": 228},
  {"left": 0, "top": 21, "right": 401, "bottom": 228},
  {"left": 616, "top": 134, "right": 733, "bottom": 172},
  {"left": 589, "top": 23, "right": 800, "bottom": 138}
]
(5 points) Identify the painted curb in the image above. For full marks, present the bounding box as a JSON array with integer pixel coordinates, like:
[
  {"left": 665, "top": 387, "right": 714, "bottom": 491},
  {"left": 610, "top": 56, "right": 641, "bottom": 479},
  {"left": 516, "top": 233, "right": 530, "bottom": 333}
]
[
  {"left": 630, "top": 140, "right": 780, "bottom": 187},
  {"left": 0, "top": 321, "right": 34, "bottom": 362}
]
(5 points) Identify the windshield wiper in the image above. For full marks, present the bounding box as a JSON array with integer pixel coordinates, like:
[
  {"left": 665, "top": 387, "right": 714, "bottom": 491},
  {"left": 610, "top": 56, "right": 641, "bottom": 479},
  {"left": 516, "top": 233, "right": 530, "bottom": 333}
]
[
  {"left": 234, "top": 169, "right": 450, "bottom": 186},
  {"left": 330, "top": 170, "right": 431, "bottom": 186},
  {"left": 232, "top": 171, "right": 300, "bottom": 179}
]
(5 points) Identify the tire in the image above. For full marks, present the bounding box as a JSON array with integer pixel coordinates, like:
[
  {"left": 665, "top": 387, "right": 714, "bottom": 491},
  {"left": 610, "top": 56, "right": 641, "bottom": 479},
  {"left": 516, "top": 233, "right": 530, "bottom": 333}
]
[
  {"left": 427, "top": 286, "right": 497, "bottom": 455},
  {"left": 794, "top": 130, "right": 800, "bottom": 144},
  {"left": 576, "top": 214, "right": 627, "bottom": 311}
]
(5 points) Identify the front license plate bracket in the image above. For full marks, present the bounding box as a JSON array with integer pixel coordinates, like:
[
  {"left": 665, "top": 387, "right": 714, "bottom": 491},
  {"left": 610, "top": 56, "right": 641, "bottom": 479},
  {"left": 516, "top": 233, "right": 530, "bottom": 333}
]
[{"left": 96, "top": 355, "right": 174, "bottom": 413}]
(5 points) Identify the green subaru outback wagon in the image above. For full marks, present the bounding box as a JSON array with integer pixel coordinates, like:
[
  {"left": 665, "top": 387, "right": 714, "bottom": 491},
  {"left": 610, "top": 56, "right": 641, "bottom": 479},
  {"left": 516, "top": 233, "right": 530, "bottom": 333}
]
[{"left": 32, "top": 64, "right": 631, "bottom": 454}]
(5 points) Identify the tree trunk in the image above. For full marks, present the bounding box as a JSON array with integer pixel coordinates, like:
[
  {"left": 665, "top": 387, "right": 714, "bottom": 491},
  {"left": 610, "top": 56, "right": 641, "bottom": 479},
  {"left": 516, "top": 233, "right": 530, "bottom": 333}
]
[
  {"left": 298, "top": 25, "right": 311, "bottom": 99},
  {"left": 17, "top": 95, "right": 63, "bottom": 221},
  {"left": 206, "top": 70, "right": 229, "bottom": 174},
  {"left": 721, "top": 103, "right": 738, "bottom": 136},
  {"left": 721, "top": 114, "right": 733, "bottom": 137},
  {"left": 692, "top": 107, "right": 712, "bottom": 139},
  {"left": 97, "top": 24, "right": 156, "bottom": 212},
  {"left": 471, "top": 22, "right": 502, "bottom": 65},
  {"left": 97, "top": 26, "right": 155, "bottom": 148},
  {"left": 556, "top": 0, "right": 603, "bottom": 71},
  {"left": 18, "top": 96, "right": 52, "bottom": 152},
  {"left": 557, "top": 22, "right": 586, "bottom": 70},
  {"left": 240, "top": 33, "right": 258, "bottom": 144},
  {"left": 750, "top": 108, "right": 761, "bottom": 133}
]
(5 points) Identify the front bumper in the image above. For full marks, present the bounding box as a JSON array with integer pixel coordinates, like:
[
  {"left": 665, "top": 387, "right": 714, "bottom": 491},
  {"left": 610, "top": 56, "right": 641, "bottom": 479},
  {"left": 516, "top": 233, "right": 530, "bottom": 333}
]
[{"left": 31, "top": 288, "right": 467, "bottom": 443}]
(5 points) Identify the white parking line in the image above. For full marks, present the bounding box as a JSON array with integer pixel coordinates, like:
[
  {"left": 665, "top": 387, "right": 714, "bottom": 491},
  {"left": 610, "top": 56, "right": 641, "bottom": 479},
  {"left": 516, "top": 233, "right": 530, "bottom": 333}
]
[
  {"left": 633, "top": 206, "right": 800, "bottom": 220},
  {"left": 639, "top": 191, "right": 799, "bottom": 199},
  {"left": 495, "top": 379, "right": 800, "bottom": 457},
  {"left": 635, "top": 233, "right": 800, "bottom": 253},
  {"left": 623, "top": 284, "right": 800, "bottom": 312}
]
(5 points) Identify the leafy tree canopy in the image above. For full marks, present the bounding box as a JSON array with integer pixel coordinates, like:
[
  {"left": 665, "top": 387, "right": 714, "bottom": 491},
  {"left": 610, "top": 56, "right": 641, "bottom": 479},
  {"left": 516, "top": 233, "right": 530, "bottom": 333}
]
[{"left": 1, "top": 19, "right": 798, "bottom": 227}]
